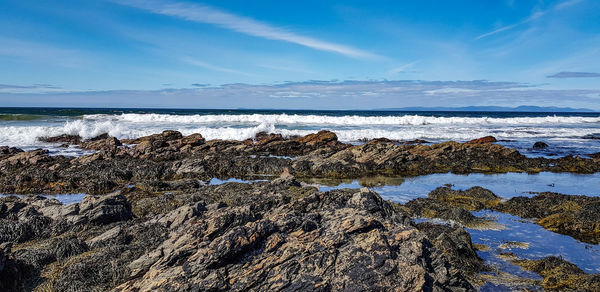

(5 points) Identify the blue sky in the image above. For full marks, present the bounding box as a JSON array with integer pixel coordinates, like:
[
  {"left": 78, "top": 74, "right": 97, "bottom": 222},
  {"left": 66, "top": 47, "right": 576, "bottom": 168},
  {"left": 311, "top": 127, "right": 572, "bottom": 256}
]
[{"left": 1, "top": 0, "right": 599, "bottom": 109}]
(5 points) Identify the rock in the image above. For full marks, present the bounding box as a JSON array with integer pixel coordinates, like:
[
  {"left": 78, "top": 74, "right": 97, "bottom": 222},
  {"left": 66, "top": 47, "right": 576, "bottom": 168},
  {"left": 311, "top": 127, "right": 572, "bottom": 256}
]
[
  {"left": 428, "top": 186, "right": 502, "bottom": 211},
  {"left": 533, "top": 141, "right": 548, "bottom": 149},
  {"left": 401, "top": 139, "right": 430, "bottom": 144},
  {"left": 39, "top": 134, "right": 82, "bottom": 144},
  {"left": 181, "top": 133, "right": 205, "bottom": 147},
  {"left": 0, "top": 146, "right": 23, "bottom": 156},
  {"left": 297, "top": 130, "right": 338, "bottom": 145},
  {"left": 78, "top": 192, "right": 133, "bottom": 225},
  {"left": 467, "top": 136, "right": 497, "bottom": 144},
  {"left": 582, "top": 133, "right": 600, "bottom": 140},
  {"left": 112, "top": 181, "right": 475, "bottom": 291},
  {"left": 1, "top": 149, "right": 51, "bottom": 166},
  {"left": 81, "top": 137, "right": 122, "bottom": 151},
  {"left": 254, "top": 132, "right": 284, "bottom": 145},
  {"left": 405, "top": 198, "right": 486, "bottom": 227},
  {"left": 415, "top": 222, "right": 485, "bottom": 275}
]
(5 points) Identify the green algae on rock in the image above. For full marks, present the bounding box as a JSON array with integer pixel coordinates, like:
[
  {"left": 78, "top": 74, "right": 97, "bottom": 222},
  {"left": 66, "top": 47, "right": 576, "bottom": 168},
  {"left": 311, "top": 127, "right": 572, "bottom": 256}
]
[
  {"left": 495, "top": 192, "right": 600, "bottom": 244},
  {"left": 513, "top": 256, "right": 600, "bottom": 291}
]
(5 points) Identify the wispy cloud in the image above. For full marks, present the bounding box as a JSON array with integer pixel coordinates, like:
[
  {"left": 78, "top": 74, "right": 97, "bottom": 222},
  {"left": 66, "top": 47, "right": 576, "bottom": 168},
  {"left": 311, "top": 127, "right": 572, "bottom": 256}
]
[
  {"left": 181, "top": 57, "right": 257, "bottom": 77},
  {"left": 548, "top": 71, "right": 600, "bottom": 78},
  {"left": 388, "top": 61, "right": 419, "bottom": 74},
  {"left": 114, "top": 0, "right": 377, "bottom": 59},
  {"left": 0, "top": 83, "right": 68, "bottom": 94},
  {"left": 475, "top": 0, "right": 583, "bottom": 40},
  {"left": 0, "top": 37, "right": 90, "bottom": 67}
]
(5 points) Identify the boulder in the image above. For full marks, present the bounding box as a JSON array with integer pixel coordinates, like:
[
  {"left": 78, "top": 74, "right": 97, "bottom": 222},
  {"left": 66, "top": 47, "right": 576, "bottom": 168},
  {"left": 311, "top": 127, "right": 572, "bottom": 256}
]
[
  {"left": 78, "top": 192, "right": 133, "bottom": 225},
  {"left": 297, "top": 130, "right": 338, "bottom": 145},
  {"left": 533, "top": 141, "right": 548, "bottom": 149},
  {"left": 81, "top": 137, "right": 122, "bottom": 151},
  {"left": 39, "top": 134, "right": 81, "bottom": 144},
  {"left": 467, "top": 136, "right": 497, "bottom": 144}
]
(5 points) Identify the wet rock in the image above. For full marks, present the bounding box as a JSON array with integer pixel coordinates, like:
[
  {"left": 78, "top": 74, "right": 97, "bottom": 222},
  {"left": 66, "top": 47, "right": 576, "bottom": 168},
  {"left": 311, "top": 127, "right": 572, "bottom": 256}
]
[
  {"left": 513, "top": 256, "right": 600, "bottom": 290},
  {"left": 582, "top": 133, "right": 600, "bottom": 140},
  {"left": 428, "top": 186, "right": 502, "bottom": 211},
  {"left": 495, "top": 192, "right": 600, "bottom": 244},
  {"left": 39, "top": 134, "right": 82, "bottom": 144},
  {"left": 533, "top": 141, "right": 549, "bottom": 149},
  {"left": 1, "top": 149, "right": 51, "bottom": 166},
  {"left": 78, "top": 192, "right": 133, "bottom": 225},
  {"left": 0, "top": 146, "right": 23, "bottom": 156},
  {"left": 81, "top": 136, "right": 122, "bottom": 151},
  {"left": 0, "top": 242, "right": 21, "bottom": 291},
  {"left": 401, "top": 139, "right": 430, "bottom": 144},
  {"left": 181, "top": 133, "right": 205, "bottom": 146},
  {"left": 254, "top": 132, "right": 284, "bottom": 145},
  {"left": 297, "top": 130, "right": 338, "bottom": 145},
  {"left": 415, "top": 222, "right": 485, "bottom": 275},
  {"left": 405, "top": 198, "right": 485, "bottom": 227},
  {"left": 467, "top": 136, "right": 497, "bottom": 144}
]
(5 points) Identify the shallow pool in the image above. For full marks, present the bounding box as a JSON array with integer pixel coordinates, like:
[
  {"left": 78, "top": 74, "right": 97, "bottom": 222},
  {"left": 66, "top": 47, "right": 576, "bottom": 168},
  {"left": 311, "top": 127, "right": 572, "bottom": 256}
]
[
  {"left": 315, "top": 172, "right": 600, "bottom": 203},
  {"left": 0, "top": 193, "right": 87, "bottom": 204}
]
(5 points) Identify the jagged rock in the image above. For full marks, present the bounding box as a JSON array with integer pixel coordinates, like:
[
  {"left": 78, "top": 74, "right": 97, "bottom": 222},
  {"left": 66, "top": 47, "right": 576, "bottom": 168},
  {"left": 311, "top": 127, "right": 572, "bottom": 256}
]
[
  {"left": 1, "top": 149, "right": 51, "bottom": 166},
  {"left": 39, "top": 134, "right": 82, "bottom": 144},
  {"left": 297, "top": 130, "right": 338, "bottom": 145},
  {"left": 533, "top": 141, "right": 549, "bottom": 149},
  {"left": 254, "top": 132, "right": 284, "bottom": 145},
  {"left": 0, "top": 146, "right": 23, "bottom": 156},
  {"left": 428, "top": 186, "right": 502, "bottom": 211},
  {"left": 78, "top": 192, "right": 133, "bottom": 225},
  {"left": 81, "top": 136, "right": 122, "bottom": 151},
  {"left": 415, "top": 222, "right": 485, "bottom": 275}
]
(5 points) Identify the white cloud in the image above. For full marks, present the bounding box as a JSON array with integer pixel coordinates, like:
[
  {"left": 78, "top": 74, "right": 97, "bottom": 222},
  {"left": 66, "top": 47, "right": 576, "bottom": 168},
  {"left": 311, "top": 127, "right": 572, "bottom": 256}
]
[
  {"left": 115, "top": 0, "right": 377, "bottom": 59},
  {"left": 388, "top": 61, "right": 419, "bottom": 74}
]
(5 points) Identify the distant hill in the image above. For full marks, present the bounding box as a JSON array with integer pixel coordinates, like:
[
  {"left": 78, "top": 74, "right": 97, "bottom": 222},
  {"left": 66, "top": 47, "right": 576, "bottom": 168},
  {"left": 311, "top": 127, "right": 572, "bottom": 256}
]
[{"left": 376, "top": 106, "right": 596, "bottom": 112}]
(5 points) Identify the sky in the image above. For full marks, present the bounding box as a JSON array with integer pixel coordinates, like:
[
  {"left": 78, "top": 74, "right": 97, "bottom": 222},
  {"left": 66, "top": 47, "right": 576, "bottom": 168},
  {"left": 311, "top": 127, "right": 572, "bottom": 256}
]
[{"left": 1, "top": 0, "right": 599, "bottom": 109}]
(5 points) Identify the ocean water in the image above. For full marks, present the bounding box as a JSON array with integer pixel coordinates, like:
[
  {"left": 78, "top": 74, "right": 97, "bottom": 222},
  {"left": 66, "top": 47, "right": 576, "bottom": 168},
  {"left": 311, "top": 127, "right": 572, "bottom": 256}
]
[{"left": 0, "top": 107, "right": 599, "bottom": 157}]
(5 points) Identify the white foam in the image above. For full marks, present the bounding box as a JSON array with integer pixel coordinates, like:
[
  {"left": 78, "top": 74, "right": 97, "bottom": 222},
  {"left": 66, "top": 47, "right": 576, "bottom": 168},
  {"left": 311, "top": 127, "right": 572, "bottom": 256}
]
[{"left": 86, "top": 113, "right": 600, "bottom": 126}]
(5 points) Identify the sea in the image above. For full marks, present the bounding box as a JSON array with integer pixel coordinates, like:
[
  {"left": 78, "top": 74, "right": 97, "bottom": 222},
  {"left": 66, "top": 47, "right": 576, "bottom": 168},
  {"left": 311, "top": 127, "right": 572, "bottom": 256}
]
[{"left": 1, "top": 107, "right": 599, "bottom": 158}]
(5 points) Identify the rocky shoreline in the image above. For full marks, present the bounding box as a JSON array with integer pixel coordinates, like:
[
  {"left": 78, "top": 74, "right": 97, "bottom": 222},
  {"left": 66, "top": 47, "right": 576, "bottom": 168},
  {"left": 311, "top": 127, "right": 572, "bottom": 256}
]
[{"left": 1, "top": 130, "right": 599, "bottom": 291}]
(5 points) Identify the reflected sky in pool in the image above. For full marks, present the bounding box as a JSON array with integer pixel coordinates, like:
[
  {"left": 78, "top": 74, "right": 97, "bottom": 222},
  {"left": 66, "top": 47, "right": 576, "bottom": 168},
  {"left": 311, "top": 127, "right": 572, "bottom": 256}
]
[
  {"left": 469, "top": 210, "right": 600, "bottom": 274},
  {"left": 0, "top": 193, "right": 86, "bottom": 204},
  {"left": 316, "top": 172, "right": 600, "bottom": 203}
]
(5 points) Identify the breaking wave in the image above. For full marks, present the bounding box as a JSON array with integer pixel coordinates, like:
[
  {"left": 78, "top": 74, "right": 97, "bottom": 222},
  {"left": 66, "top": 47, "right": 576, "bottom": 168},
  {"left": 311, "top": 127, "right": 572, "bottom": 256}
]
[{"left": 0, "top": 113, "right": 599, "bottom": 150}]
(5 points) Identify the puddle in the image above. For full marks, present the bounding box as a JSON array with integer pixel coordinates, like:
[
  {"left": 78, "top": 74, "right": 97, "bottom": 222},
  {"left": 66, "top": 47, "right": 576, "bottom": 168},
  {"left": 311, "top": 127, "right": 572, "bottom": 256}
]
[
  {"left": 313, "top": 172, "right": 600, "bottom": 202},
  {"left": 468, "top": 210, "right": 600, "bottom": 274},
  {"left": 249, "top": 154, "right": 296, "bottom": 160},
  {"left": 0, "top": 193, "right": 86, "bottom": 204},
  {"left": 208, "top": 177, "right": 269, "bottom": 185}
]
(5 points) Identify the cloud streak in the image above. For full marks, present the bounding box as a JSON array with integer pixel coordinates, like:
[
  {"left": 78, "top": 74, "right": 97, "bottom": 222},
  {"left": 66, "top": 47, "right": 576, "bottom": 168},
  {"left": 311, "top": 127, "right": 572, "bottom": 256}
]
[
  {"left": 181, "top": 57, "right": 257, "bottom": 76},
  {"left": 115, "top": 0, "right": 377, "bottom": 59},
  {"left": 548, "top": 71, "right": 600, "bottom": 78},
  {"left": 475, "top": 0, "right": 583, "bottom": 40}
]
